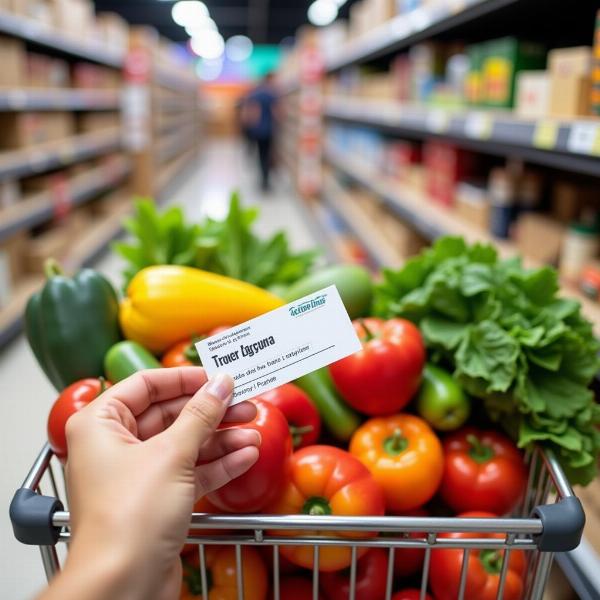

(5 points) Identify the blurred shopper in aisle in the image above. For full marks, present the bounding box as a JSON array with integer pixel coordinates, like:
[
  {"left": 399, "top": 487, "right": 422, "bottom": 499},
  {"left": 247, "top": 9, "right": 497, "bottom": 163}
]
[{"left": 241, "top": 73, "right": 279, "bottom": 191}]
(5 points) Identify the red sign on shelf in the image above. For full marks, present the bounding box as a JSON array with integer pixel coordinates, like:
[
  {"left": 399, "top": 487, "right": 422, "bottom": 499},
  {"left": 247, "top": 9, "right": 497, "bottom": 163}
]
[{"left": 50, "top": 174, "right": 72, "bottom": 220}]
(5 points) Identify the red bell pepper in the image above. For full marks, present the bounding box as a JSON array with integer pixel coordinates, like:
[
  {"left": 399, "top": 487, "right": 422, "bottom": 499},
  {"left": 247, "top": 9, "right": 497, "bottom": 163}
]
[
  {"left": 429, "top": 511, "right": 525, "bottom": 600},
  {"left": 253, "top": 383, "right": 321, "bottom": 449},
  {"left": 267, "top": 445, "right": 385, "bottom": 571},
  {"left": 329, "top": 318, "right": 425, "bottom": 415},
  {"left": 440, "top": 428, "right": 527, "bottom": 515},
  {"left": 321, "top": 548, "right": 388, "bottom": 600}
]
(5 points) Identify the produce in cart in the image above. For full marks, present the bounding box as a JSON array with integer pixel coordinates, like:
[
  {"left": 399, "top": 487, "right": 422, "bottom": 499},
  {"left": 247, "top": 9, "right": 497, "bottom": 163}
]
[
  {"left": 429, "top": 511, "right": 526, "bottom": 600},
  {"left": 349, "top": 414, "right": 444, "bottom": 511},
  {"left": 329, "top": 318, "right": 425, "bottom": 416},
  {"left": 47, "top": 378, "right": 110, "bottom": 460},
  {"left": 440, "top": 427, "right": 527, "bottom": 515},
  {"left": 375, "top": 236, "right": 600, "bottom": 484},
  {"left": 266, "top": 445, "right": 385, "bottom": 571},
  {"left": 320, "top": 548, "right": 388, "bottom": 600},
  {"left": 208, "top": 399, "right": 292, "bottom": 513},
  {"left": 25, "top": 260, "right": 121, "bottom": 390},
  {"left": 180, "top": 545, "right": 268, "bottom": 600},
  {"left": 253, "top": 383, "right": 322, "bottom": 449}
]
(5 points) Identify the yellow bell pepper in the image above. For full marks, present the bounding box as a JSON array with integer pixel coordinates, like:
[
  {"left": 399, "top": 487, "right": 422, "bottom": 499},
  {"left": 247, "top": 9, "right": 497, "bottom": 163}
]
[{"left": 120, "top": 265, "right": 284, "bottom": 353}]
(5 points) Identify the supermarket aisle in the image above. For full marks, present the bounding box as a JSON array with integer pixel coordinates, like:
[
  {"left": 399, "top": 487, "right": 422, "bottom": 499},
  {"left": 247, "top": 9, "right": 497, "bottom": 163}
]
[{"left": 0, "top": 139, "right": 317, "bottom": 599}]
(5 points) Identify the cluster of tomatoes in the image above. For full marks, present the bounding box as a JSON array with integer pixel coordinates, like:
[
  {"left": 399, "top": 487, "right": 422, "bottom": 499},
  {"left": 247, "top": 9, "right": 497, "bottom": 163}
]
[
  {"left": 46, "top": 317, "right": 529, "bottom": 600},
  {"left": 177, "top": 377, "right": 528, "bottom": 600}
]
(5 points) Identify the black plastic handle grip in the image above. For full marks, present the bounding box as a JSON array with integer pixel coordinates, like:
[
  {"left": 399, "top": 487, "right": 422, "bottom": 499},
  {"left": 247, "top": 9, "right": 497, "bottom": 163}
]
[{"left": 10, "top": 488, "right": 63, "bottom": 546}]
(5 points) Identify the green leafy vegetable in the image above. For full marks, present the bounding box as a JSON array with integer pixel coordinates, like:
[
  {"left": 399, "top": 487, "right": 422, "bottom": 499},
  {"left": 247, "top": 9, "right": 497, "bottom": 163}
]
[
  {"left": 114, "top": 192, "right": 319, "bottom": 289},
  {"left": 375, "top": 236, "right": 600, "bottom": 485}
]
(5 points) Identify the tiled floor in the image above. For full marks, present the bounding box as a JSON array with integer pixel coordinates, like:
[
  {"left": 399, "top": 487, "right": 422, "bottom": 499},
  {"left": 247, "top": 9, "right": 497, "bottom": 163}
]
[{"left": 0, "top": 139, "right": 317, "bottom": 598}]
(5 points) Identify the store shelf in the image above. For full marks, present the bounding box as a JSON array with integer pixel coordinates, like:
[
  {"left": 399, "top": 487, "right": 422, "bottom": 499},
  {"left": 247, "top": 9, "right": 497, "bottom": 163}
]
[
  {"left": 155, "top": 68, "right": 199, "bottom": 93},
  {"left": 325, "top": 0, "right": 517, "bottom": 72},
  {"left": 0, "top": 156, "right": 131, "bottom": 243},
  {"left": 0, "top": 201, "right": 131, "bottom": 349},
  {"left": 323, "top": 174, "right": 403, "bottom": 267},
  {"left": 325, "top": 98, "right": 600, "bottom": 177},
  {"left": 0, "top": 128, "right": 123, "bottom": 182},
  {"left": 156, "top": 146, "right": 199, "bottom": 196},
  {"left": 324, "top": 145, "right": 600, "bottom": 330},
  {"left": 0, "top": 9, "right": 124, "bottom": 68},
  {"left": 0, "top": 89, "right": 120, "bottom": 111},
  {"left": 157, "top": 130, "right": 198, "bottom": 164}
]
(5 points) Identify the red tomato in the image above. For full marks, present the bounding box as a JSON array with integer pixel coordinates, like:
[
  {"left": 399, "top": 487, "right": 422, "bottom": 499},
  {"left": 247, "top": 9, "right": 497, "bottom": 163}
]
[
  {"left": 429, "top": 511, "right": 525, "bottom": 600},
  {"left": 391, "top": 590, "right": 432, "bottom": 600},
  {"left": 329, "top": 318, "right": 425, "bottom": 415},
  {"left": 321, "top": 548, "right": 388, "bottom": 600},
  {"left": 162, "top": 327, "right": 231, "bottom": 368},
  {"left": 208, "top": 400, "right": 292, "bottom": 513},
  {"left": 392, "top": 508, "right": 427, "bottom": 577},
  {"left": 275, "top": 576, "right": 322, "bottom": 600},
  {"left": 47, "top": 378, "right": 109, "bottom": 460},
  {"left": 440, "top": 428, "right": 527, "bottom": 515},
  {"left": 253, "top": 383, "right": 321, "bottom": 449}
]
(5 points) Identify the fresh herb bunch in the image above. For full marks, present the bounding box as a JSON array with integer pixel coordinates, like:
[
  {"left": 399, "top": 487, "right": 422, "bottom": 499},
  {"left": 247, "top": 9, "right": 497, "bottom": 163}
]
[
  {"left": 375, "top": 236, "right": 600, "bottom": 485},
  {"left": 114, "top": 192, "right": 319, "bottom": 290}
]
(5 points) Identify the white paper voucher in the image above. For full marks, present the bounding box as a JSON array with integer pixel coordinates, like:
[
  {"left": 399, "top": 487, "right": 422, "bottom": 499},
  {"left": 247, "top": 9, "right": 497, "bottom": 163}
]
[{"left": 196, "top": 285, "right": 362, "bottom": 404}]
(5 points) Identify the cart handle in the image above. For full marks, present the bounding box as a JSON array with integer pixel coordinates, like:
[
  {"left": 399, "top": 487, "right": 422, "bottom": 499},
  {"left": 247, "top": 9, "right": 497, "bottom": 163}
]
[{"left": 10, "top": 444, "right": 586, "bottom": 552}]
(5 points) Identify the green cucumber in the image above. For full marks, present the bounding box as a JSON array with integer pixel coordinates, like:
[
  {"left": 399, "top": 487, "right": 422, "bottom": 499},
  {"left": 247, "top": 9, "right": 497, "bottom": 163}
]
[
  {"left": 295, "top": 368, "right": 360, "bottom": 441},
  {"left": 283, "top": 265, "right": 373, "bottom": 319},
  {"left": 104, "top": 341, "right": 161, "bottom": 383}
]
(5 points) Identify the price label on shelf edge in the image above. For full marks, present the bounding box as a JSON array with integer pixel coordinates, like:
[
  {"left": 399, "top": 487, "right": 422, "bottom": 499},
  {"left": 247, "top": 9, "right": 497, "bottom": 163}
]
[
  {"left": 464, "top": 112, "right": 493, "bottom": 140},
  {"left": 426, "top": 109, "right": 450, "bottom": 134},
  {"left": 533, "top": 120, "right": 559, "bottom": 150},
  {"left": 567, "top": 122, "right": 600, "bottom": 156}
]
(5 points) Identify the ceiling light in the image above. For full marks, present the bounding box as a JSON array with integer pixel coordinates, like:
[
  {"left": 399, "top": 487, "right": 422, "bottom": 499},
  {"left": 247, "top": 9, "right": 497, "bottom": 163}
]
[
  {"left": 185, "top": 17, "right": 217, "bottom": 36},
  {"left": 308, "top": 0, "right": 338, "bottom": 27},
  {"left": 172, "top": 1, "right": 209, "bottom": 27},
  {"left": 196, "top": 57, "right": 223, "bottom": 81},
  {"left": 190, "top": 31, "right": 225, "bottom": 60},
  {"left": 225, "top": 35, "right": 253, "bottom": 62}
]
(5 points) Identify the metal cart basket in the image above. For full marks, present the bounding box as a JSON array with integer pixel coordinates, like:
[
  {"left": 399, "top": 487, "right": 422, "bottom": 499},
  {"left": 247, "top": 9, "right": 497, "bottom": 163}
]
[{"left": 11, "top": 442, "right": 585, "bottom": 600}]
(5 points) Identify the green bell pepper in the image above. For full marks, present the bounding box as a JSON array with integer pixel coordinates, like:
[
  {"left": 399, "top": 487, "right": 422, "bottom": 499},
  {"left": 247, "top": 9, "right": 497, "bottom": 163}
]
[{"left": 25, "top": 260, "right": 122, "bottom": 390}]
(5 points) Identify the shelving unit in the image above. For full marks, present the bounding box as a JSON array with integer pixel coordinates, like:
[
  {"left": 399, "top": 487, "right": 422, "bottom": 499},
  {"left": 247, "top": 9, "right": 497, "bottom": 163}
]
[
  {"left": 0, "top": 14, "right": 202, "bottom": 349},
  {"left": 0, "top": 9, "right": 125, "bottom": 67},
  {"left": 324, "top": 146, "right": 600, "bottom": 329},
  {"left": 0, "top": 89, "right": 120, "bottom": 111},
  {"left": 325, "top": 98, "right": 600, "bottom": 176}
]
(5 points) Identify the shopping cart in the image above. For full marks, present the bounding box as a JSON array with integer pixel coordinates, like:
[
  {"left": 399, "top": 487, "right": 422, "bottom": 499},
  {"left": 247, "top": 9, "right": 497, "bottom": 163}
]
[{"left": 11, "top": 442, "right": 585, "bottom": 600}]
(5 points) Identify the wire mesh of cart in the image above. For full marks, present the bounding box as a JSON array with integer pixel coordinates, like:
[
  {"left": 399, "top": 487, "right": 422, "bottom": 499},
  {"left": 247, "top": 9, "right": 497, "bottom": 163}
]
[{"left": 11, "top": 441, "right": 585, "bottom": 600}]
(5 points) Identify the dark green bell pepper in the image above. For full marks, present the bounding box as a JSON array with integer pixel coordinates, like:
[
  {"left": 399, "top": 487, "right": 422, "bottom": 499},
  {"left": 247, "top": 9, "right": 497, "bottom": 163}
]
[{"left": 25, "top": 260, "right": 122, "bottom": 390}]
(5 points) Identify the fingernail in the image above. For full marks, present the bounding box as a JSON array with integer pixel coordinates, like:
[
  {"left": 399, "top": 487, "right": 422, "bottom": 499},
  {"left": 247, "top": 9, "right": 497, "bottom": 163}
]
[
  {"left": 248, "top": 429, "right": 262, "bottom": 446},
  {"left": 203, "top": 373, "right": 233, "bottom": 402}
]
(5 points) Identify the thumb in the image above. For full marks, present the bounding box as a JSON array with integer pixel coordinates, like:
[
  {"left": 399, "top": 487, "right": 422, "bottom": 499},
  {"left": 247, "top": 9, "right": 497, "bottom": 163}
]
[{"left": 164, "top": 373, "right": 234, "bottom": 459}]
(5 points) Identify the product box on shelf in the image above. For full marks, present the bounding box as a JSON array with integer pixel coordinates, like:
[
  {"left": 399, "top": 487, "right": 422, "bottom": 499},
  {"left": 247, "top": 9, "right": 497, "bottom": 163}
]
[
  {"left": 378, "top": 210, "right": 427, "bottom": 259},
  {"left": 0, "top": 233, "right": 27, "bottom": 307},
  {"left": 481, "top": 37, "right": 546, "bottom": 108},
  {"left": 515, "top": 213, "right": 565, "bottom": 265},
  {"left": 0, "top": 36, "right": 25, "bottom": 88},
  {"left": 592, "top": 10, "right": 600, "bottom": 116},
  {"left": 50, "top": 0, "right": 95, "bottom": 41},
  {"left": 349, "top": 1, "right": 372, "bottom": 39},
  {"left": 391, "top": 54, "right": 412, "bottom": 102},
  {"left": 72, "top": 63, "right": 120, "bottom": 89},
  {"left": 16, "top": 0, "right": 53, "bottom": 27},
  {"left": 0, "top": 180, "right": 20, "bottom": 209},
  {"left": 455, "top": 181, "right": 490, "bottom": 231},
  {"left": 465, "top": 44, "right": 485, "bottom": 105},
  {"left": 24, "top": 54, "right": 68, "bottom": 89},
  {"left": 96, "top": 12, "right": 129, "bottom": 51},
  {"left": 25, "top": 224, "right": 71, "bottom": 273},
  {"left": 548, "top": 47, "right": 593, "bottom": 117},
  {"left": 0, "top": 112, "right": 75, "bottom": 150},
  {"left": 410, "top": 43, "right": 446, "bottom": 102},
  {"left": 515, "top": 71, "right": 550, "bottom": 118},
  {"left": 383, "top": 141, "right": 421, "bottom": 180},
  {"left": 77, "top": 112, "right": 120, "bottom": 133},
  {"left": 423, "top": 141, "right": 475, "bottom": 206}
]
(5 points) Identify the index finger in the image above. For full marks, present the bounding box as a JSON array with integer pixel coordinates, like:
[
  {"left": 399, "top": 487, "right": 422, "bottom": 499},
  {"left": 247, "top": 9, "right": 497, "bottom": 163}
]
[{"left": 107, "top": 367, "right": 208, "bottom": 416}]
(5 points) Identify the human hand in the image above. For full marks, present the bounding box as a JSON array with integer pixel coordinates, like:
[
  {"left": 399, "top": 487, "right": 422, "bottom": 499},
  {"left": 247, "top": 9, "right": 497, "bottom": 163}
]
[{"left": 42, "top": 367, "right": 259, "bottom": 600}]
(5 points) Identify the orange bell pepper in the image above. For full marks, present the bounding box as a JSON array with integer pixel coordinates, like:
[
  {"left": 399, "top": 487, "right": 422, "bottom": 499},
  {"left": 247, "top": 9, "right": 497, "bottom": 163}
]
[
  {"left": 266, "top": 445, "right": 385, "bottom": 572},
  {"left": 349, "top": 414, "right": 444, "bottom": 511},
  {"left": 180, "top": 546, "right": 268, "bottom": 600}
]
